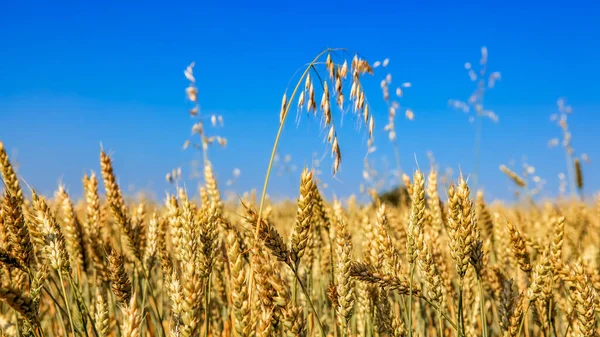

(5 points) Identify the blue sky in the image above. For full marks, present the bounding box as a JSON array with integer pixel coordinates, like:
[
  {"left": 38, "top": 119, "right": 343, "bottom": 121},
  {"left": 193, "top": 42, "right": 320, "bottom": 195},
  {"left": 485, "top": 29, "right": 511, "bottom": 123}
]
[{"left": 1, "top": 0, "right": 598, "bottom": 201}]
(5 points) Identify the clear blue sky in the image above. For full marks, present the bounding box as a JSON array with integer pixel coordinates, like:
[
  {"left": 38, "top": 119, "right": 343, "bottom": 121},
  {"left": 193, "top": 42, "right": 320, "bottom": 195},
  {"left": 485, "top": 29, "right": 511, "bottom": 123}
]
[{"left": 1, "top": 0, "right": 599, "bottom": 201}]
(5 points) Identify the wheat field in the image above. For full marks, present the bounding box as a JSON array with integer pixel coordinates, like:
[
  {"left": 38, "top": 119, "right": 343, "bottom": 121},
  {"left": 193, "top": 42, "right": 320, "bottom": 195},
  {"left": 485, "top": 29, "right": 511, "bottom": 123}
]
[{"left": 0, "top": 50, "right": 597, "bottom": 337}]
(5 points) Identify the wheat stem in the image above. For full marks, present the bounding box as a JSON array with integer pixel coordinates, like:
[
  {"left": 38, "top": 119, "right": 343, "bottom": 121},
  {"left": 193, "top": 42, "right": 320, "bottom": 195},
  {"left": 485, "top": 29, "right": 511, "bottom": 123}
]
[
  {"left": 408, "top": 264, "right": 415, "bottom": 337},
  {"left": 57, "top": 272, "right": 77, "bottom": 337},
  {"left": 477, "top": 277, "right": 488, "bottom": 337}
]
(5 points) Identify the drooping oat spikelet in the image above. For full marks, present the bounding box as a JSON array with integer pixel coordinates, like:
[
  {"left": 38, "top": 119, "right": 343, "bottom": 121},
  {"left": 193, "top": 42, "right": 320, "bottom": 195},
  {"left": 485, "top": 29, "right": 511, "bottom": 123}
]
[
  {"left": 499, "top": 165, "right": 526, "bottom": 188},
  {"left": 335, "top": 218, "right": 354, "bottom": 332},
  {"left": 506, "top": 221, "right": 531, "bottom": 273},
  {"left": 100, "top": 150, "right": 139, "bottom": 261},
  {"left": 0, "top": 141, "right": 23, "bottom": 206},
  {"left": 446, "top": 177, "right": 477, "bottom": 279},
  {"left": 107, "top": 249, "right": 131, "bottom": 306},
  {"left": 290, "top": 168, "right": 314, "bottom": 267},
  {"left": 56, "top": 185, "right": 87, "bottom": 272}
]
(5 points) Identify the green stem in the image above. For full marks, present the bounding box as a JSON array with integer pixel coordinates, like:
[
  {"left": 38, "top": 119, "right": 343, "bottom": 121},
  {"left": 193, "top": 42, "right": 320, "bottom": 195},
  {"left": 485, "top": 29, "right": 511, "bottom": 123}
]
[
  {"left": 66, "top": 274, "right": 99, "bottom": 337},
  {"left": 517, "top": 300, "right": 531, "bottom": 337},
  {"left": 15, "top": 312, "right": 21, "bottom": 337},
  {"left": 418, "top": 295, "right": 464, "bottom": 337},
  {"left": 408, "top": 264, "right": 415, "bottom": 337},
  {"left": 439, "top": 311, "right": 444, "bottom": 337},
  {"left": 293, "top": 263, "right": 298, "bottom": 306},
  {"left": 142, "top": 276, "right": 166, "bottom": 337},
  {"left": 57, "top": 272, "right": 77, "bottom": 337},
  {"left": 458, "top": 283, "right": 464, "bottom": 337},
  {"left": 204, "top": 276, "right": 211, "bottom": 337},
  {"left": 291, "top": 265, "right": 326, "bottom": 337},
  {"left": 547, "top": 280, "right": 554, "bottom": 337}
]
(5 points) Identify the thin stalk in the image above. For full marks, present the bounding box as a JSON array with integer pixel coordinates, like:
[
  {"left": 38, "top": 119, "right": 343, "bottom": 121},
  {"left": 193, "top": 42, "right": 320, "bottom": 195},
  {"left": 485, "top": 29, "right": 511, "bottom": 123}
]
[
  {"left": 551, "top": 316, "right": 559, "bottom": 337},
  {"left": 547, "top": 282, "right": 554, "bottom": 337},
  {"left": 57, "top": 272, "right": 77, "bottom": 337},
  {"left": 15, "top": 312, "right": 21, "bottom": 337},
  {"left": 563, "top": 316, "right": 572, "bottom": 337},
  {"left": 517, "top": 300, "right": 531, "bottom": 337},
  {"left": 66, "top": 274, "right": 99, "bottom": 337},
  {"left": 408, "top": 264, "right": 415, "bottom": 337},
  {"left": 137, "top": 265, "right": 166, "bottom": 337},
  {"left": 291, "top": 265, "right": 326, "bottom": 337},
  {"left": 326, "top": 230, "right": 339, "bottom": 337},
  {"left": 42, "top": 284, "right": 70, "bottom": 319},
  {"left": 457, "top": 284, "right": 464, "bottom": 337},
  {"left": 204, "top": 277, "right": 211, "bottom": 337},
  {"left": 477, "top": 277, "right": 488, "bottom": 337},
  {"left": 142, "top": 276, "right": 166, "bottom": 337},
  {"left": 37, "top": 324, "right": 47, "bottom": 337},
  {"left": 418, "top": 295, "right": 464, "bottom": 337},
  {"left": 293, "top": 263, "right": 298, "bottom": 305}
]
